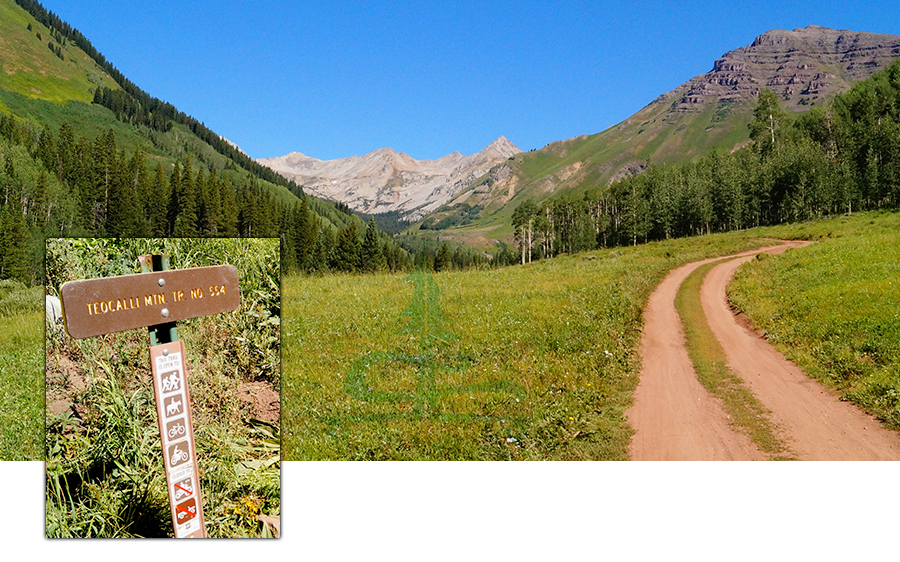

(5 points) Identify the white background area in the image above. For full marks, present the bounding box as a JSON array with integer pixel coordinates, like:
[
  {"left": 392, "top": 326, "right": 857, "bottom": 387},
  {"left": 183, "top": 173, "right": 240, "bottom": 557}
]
[{"left": 2, "top": 461, "right": 896, "bottom": 558}]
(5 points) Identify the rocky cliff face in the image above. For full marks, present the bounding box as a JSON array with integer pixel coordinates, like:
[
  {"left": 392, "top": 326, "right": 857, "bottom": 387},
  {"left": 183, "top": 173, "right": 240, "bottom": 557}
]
[
  {"left": 257, "top": 136, "right": 521, "bottom": 221},
  {"left": 668, "top": 25, "right": 900, "bottom": 112}
]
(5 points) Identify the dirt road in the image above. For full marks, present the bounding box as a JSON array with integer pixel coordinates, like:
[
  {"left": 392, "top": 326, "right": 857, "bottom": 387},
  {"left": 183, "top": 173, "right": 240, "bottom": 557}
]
[{"left": 627, "top": 241, "right": 900, "bottom": 460}]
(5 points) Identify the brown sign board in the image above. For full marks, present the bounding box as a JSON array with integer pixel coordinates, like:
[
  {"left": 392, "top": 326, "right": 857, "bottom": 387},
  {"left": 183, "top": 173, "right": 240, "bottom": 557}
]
[{"left": 60, "top": 265, "right": 240, "bottom": 339}]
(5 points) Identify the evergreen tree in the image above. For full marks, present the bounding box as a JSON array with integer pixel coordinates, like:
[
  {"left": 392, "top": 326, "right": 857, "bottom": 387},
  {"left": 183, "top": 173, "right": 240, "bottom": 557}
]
[
  {"left": 105, "top": 148, "right": 140, "bottom": 236},
  {"left": 34, "top": 124, "right": 57, "bottom": 173},
  {"left": 333, "top": 221, "right": 360, "bottom": 272},
  {"left": 433, "top": 243, "right": 451, "bottom": 272},
  {"left": 0, "top": 195, "right": 30, "bottom": 283},
  {"left": 148, "top": 163, "right": 169, "bottom": 237},
  {"left": 201, "top": 168, "right": 221, "bottom": 236},
  {"left": 359, "top": 217, "right": 385, "bottom": 272},
  {"left": 90, "top": 129, "right": 117, "bottom": 234},
  {"left": 56, "top": 121, "right": 76, "bottom": 182},
  {"left": 295, "top": 197, "right": 318, "bottom": 270},
  {"left": 237, "top": 182, "right": 258, "bottom": 236},
  {"left": 31, "top": 171, "right": 49, "bottom": 227},
  {"left": 311, "top": 226, "right": 334, "bottom": 273},
  {"left": 128, "top": 149, "right": 151, "bottom": 236},
  {"left": 172, "top": 158, "right": 198, "bottom": 237},
  {"left": 217, "top": 177, "right": 238, "bottom": 236}
]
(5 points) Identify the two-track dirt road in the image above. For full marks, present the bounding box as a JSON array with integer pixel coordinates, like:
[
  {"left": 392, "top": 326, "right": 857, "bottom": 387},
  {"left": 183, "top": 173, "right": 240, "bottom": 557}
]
[{"left": 627, "top": 241, "right": 900, "bottom": 461}]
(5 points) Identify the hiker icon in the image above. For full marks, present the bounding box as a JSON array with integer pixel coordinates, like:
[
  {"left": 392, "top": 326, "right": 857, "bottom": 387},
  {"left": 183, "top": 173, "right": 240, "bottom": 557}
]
[{"left": 161, "top": 370, "right": 182, "bottom": 393}]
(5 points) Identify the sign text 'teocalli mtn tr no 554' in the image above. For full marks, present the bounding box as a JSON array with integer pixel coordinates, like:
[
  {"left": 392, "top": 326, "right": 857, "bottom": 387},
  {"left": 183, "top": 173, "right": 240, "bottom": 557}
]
[{"left": 60, "top": 265, "right": 240, "bottom": 339}]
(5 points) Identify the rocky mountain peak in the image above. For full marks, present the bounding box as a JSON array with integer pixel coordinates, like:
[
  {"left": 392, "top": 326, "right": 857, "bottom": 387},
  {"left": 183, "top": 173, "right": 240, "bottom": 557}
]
[
  {"left": 666, "top": 25, "right": 900, "bottom": 113},
  {"left": 257, "top": 136, "right": 522, "bottom": 219},
  {"left": 480, "top": 135, "right": 521, "bottom": 158}
]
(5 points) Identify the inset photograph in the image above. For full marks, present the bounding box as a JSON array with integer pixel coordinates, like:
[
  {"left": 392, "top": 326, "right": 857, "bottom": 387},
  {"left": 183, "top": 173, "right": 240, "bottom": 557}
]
[{"left": 45, "top": 238, "right": 280, "bottom": 538}]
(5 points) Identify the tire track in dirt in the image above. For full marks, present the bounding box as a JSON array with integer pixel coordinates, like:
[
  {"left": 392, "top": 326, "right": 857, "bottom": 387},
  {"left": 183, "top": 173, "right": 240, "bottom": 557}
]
[
  {"left": 702, "top": 248, "right": 900, "bottom": 461},
  {"left": 627, "top": 241, "right": 900, "bottom": 460}
]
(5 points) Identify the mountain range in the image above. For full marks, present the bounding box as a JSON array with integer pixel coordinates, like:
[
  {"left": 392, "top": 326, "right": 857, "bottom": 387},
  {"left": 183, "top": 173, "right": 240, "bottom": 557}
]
[
  {"left": 260, "top": 25, "right": 900, "bottom": 247},
  {"left": 257, "top": 136, "right": 521, "bottom": 222}
]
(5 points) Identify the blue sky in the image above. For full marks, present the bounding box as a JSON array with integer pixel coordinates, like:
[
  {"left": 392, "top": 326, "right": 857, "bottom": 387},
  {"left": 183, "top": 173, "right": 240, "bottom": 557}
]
[{"left": 38, "top": 0, "right": 900, "bottom": 160}]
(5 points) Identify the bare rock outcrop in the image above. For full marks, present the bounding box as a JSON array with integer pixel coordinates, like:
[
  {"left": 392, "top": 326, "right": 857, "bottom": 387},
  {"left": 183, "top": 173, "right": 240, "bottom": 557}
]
[{"left": 665, "top": 25, "right": 900, "bottom": 113}]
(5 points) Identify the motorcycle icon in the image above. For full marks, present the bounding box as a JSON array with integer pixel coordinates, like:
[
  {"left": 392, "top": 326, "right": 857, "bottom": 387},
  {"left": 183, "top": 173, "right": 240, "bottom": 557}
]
[{"left": 170, "top": 444, "right": 189, "bottom": 465}]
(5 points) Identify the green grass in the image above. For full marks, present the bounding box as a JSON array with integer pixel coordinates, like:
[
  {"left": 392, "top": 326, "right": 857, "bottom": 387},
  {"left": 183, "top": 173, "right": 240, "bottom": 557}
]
[
  {"left": 0, "top": 310, "right": 44, "bottom": 460},
  {"left": 286, "top": 210, "right": 900, "bottom": 460},
  {"left": 0, "top": 0, "right": 118, "bottom": 103},
  {"left": 283, "top": 233, "right": 771, "bottom": 460},
  {"left": 675, "top": 260, "right": 793, "bottom": 459},
  {"left": 4, "top": 209, "right": 898, "bottom": 469},
  {"left": 729, "top": 210, "right": 900, "bottom": 430}
]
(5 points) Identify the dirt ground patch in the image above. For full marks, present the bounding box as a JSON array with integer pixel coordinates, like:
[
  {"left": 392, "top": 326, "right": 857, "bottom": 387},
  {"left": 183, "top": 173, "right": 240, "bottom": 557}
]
[
  {"left": 627, "top": 241, "right": 900, "bottom": 460},
  {"left": 236, "top": 381, "right": 280, "bottom": 424}
]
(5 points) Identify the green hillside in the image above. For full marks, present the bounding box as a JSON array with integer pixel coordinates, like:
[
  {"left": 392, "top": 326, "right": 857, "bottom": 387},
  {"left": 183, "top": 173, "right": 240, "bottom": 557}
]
[
  {"left": 0, "top": 0, "right": 116, "bottom": 103},
  {"left": 0, "top": 0, "right": 411, "bottom": 282}
]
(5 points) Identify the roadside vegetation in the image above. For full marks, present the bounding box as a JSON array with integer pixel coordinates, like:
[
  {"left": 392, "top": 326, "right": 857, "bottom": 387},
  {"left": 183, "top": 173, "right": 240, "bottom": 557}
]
[
  {"left": 676, "top": 261, "right": 793, "bottom": 459},
  {"left": 0, "top": 279, "right": 43, "bottom": 460},
  {"left": 44, "top": 238, "right": 280, "bottom": 538},
  {"left": 729, "top": 210, "right": 900, "bottom": 432}
]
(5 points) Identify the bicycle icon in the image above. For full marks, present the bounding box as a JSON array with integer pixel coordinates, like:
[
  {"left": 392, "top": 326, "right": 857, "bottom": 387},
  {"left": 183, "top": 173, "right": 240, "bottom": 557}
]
[{"left": 168, "top": 422, "right": 186, "bottom": 439}]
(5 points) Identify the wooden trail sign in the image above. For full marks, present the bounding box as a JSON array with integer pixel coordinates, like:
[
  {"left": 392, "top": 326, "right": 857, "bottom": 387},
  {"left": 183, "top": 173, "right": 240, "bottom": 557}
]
[
  {"left": 60, "top": 264, "right": 239, "bottom": 339},
  {"left": 58, "top": 256, "right": 241, "bottom": 538}
]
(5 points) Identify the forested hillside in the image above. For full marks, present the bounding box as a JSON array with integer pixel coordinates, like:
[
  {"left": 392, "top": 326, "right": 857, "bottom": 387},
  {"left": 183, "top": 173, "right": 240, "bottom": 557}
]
[
  {"left": 506, "top": 61, "right": 900, "bottom": 263},
  {"left": 409, "top": 26, "right": 900, "bottom": 252},
  {"left": 0, "top": 0, "right": 412, "bottom": 284}
]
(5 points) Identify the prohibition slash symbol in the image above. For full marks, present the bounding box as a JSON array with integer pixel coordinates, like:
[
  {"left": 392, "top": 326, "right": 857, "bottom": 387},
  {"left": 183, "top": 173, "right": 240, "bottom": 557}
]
[
  {"left": 59, "top": 255, "right": 241, "bottom": 538},
  {"left": 175, "top": 498, "right": 198, "bottom": 523},
  {"left": 173, "top": 477, "right": 194, "bottom": 501}
]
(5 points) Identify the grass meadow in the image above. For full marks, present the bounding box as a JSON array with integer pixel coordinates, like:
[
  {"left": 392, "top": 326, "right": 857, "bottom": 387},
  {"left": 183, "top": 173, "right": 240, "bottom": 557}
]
[
  {"left": 283, "top": 233, "right": 771, "bottom": 460},
  {"left": 2, "top": 210, "right": 897, "bottom": 473},
  {"left": 285, "top": 209, "right": 900, "bottom": 460},
  {"left": 0, "top": 279, "right": 44, "bottom": 461},
  {"left": 730, "top": 210, "right": 900, "bottom": 431}
]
